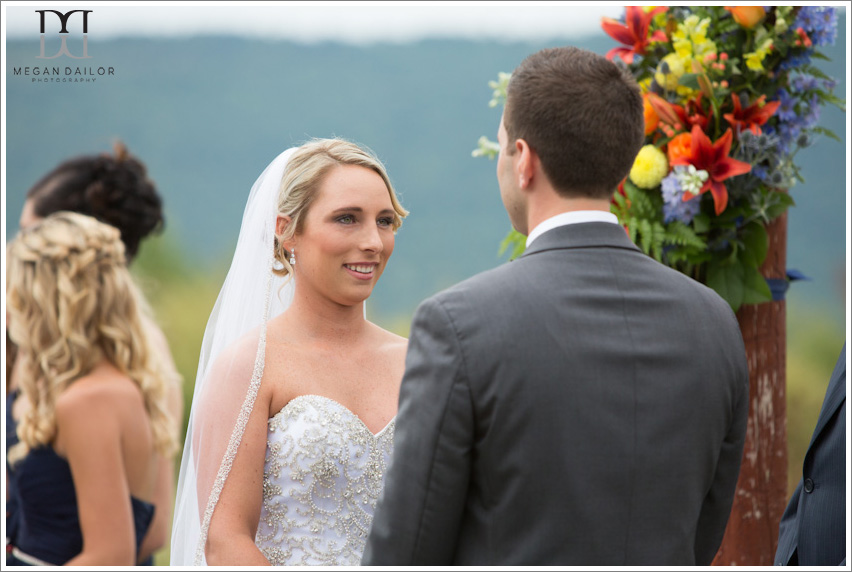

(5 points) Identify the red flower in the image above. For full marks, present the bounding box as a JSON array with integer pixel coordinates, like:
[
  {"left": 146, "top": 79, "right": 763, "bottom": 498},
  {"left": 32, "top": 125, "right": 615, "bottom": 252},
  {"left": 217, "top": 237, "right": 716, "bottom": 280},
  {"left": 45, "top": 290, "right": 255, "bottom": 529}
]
[
  {"left": 647, "top": 92, "right": 713, "bottom": 134},
  {"left": 670, "top": 125, "right": 752, "bottom": 215},
  {"left": 612, "top": 176, "right": 630, "bottom": 208},
  {"left": 682, "top": 93, "right": 714, "bottom": 132},
  {"left": 723, "top": 93, "right": 781, "bottom": 135},
  {"left": 601, "top": 6, "right": 668, "bottom": 64}
]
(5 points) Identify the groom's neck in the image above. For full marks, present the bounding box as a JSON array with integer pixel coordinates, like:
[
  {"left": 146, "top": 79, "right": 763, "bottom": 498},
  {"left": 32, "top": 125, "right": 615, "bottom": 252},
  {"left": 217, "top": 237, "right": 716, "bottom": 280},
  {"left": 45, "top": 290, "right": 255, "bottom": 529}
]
[{"left": 524, "top": 189, "right": 613, "bottom": 237}]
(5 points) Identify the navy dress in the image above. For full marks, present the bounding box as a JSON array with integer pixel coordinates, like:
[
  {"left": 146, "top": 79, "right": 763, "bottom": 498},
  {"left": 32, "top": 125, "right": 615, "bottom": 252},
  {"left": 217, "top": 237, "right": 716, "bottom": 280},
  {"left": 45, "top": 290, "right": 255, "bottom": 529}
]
[{"left": 5, "top": 390, "right": 155, "bottom": 566}]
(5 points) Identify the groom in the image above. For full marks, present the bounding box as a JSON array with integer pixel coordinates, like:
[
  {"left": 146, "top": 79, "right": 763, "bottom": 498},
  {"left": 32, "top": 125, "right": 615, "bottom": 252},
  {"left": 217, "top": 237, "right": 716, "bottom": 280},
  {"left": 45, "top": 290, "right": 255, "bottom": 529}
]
[{"left": 363, "top": 46, "right": 749, "bottom": 565}]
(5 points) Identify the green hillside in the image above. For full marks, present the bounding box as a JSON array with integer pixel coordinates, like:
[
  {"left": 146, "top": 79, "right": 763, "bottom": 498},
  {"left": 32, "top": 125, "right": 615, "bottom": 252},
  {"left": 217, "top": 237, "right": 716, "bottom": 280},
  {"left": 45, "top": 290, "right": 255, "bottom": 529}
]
[{"left": 6, "top": 29, "right": 846, "bottom": 324}]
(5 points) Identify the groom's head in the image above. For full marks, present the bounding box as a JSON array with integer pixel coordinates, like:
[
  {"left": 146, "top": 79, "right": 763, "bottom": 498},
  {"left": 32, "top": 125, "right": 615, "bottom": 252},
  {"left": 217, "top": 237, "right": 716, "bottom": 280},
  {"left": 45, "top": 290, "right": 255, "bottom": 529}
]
[{"left": 500, "top": 47, "right": 644, "bottom": 203}]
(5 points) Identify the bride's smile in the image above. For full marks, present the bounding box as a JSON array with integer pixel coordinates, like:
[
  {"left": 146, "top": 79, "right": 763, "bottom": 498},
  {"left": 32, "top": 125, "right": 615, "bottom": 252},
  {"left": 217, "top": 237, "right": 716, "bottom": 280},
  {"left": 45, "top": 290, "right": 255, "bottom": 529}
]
[{"left": 344, "top": 262, "right": 378, "bottom": 279}]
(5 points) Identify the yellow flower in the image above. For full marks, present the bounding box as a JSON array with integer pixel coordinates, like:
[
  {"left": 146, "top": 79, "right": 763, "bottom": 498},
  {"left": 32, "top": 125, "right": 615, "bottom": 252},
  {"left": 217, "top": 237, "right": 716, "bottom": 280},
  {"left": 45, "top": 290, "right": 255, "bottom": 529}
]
[
  {"left": 654, "top": 53, "right": 685, "bottom": 91},
  {"left": 669, "top": 14, "right": 716, "bottom": 97},
  {"left": 673, "top": 15, "right": 715, "bottom": 59},
  {"left": 745, "top": 38, "right": 773, "bottom": 71},
  {"left": 630, "top": 145, "right": 669, "bottom": 189}
]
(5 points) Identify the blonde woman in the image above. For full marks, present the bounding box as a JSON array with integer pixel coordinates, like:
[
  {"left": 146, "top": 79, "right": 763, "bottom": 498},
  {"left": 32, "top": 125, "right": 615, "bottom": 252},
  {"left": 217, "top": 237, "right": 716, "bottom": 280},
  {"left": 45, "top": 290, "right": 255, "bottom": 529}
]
[
  {"left": 171, "top": 138, "right": 408, "bottom": 565},
  {"left": 10, "top": 142, "right": 183, "bottom": 565},
  {"left": 5, "top": 212, "right": 178, "bottom": 566}
]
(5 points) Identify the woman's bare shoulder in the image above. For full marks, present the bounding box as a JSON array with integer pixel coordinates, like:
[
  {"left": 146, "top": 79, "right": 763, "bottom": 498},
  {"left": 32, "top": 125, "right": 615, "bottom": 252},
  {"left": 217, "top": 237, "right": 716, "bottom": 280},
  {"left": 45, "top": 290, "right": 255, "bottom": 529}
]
[
  {"left": 368, "top": 321, "right": 405, "bottom": 342},
  {"left": 53, "top": 365, "right": 145, "bottom": 450},
  {"left": 367, "top": 323, "right": 408, "bottom": 361},
  {"left": 56, "top": 365, "right": 141, "bottom": 413}
]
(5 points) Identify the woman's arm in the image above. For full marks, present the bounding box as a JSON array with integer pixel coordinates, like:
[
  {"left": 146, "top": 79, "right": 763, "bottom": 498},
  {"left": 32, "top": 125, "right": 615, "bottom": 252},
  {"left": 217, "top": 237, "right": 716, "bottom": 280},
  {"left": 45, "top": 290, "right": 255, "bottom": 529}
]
[
  {"left": 190, "top": 332, "right": 275, "bottom": 566},
  {"left": 135, "top": 454, "right": 172, "bottom": 564},
  {"left": 202, "top": 384, "right": 272, "bottom": 566}
]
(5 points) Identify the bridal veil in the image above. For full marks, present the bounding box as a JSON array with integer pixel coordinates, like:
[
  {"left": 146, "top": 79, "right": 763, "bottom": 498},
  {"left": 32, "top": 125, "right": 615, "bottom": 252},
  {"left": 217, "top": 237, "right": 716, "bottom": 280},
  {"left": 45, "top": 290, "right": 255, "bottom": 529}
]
[{"left": 170, "top": 149, "right": 297, "bottom": 565}]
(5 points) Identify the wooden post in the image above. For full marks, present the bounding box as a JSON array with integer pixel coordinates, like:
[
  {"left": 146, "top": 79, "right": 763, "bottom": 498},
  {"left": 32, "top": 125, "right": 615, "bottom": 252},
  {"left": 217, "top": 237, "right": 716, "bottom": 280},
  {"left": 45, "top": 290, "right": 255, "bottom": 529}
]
[{"left": 712, "top": 212, "right": 789, "bottom": 566}]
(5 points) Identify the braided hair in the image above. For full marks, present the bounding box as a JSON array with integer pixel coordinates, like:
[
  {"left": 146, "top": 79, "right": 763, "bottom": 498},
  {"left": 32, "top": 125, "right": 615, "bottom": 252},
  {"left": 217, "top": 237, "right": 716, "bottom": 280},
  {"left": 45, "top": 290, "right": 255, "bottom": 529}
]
[{"left": 6, "top": 212, "right": 178, "bottom": 463}]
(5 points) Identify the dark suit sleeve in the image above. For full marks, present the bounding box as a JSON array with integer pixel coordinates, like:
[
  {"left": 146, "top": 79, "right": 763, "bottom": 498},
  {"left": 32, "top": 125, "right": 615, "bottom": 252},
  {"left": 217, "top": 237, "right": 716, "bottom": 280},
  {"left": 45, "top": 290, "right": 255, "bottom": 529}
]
[
  {"left": 694, "top": 353, "right": 750, "bottom": 565},
  {"left": 362, "top": 296, "right": 474, "bottom": 565}
]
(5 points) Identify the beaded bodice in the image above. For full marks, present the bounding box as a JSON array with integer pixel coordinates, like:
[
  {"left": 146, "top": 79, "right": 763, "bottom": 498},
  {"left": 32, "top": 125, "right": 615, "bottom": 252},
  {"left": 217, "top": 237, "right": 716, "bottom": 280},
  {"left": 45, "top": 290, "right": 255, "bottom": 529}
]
[{"left": 255, "top": 394, "right": 395, "bottom": 566}]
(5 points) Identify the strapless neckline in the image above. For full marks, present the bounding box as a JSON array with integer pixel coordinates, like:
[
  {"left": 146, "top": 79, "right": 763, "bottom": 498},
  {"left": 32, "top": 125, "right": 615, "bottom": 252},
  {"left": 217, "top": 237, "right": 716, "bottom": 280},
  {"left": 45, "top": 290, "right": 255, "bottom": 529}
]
[{"left": 271, "top": 394, "right": 395, "bottom": 438}]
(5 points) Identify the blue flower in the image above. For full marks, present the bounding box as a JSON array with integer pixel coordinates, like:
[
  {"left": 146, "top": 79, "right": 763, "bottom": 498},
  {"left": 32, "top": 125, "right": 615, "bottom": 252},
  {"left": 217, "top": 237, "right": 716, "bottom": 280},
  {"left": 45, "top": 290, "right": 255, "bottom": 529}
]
[
  {"left": 777, "top": 122, "right": 803, "bottom": 155},
  {"left": 791, "top": 74, "right": 818, "bottom": 92},
  {"left": 752, "top": 164, "right": 769, "bottom": 182},
  {"left": 778, "top": 53, "right": 811, "bottom": 72},
  {"left": 775, "top": 89, "right": 798, "bottom": 122},
  {"left": 802, "top": 95, "right": 821, "bottom": 129},
  {"left": 793, "top": 7, "right": 837, "bottom": 46},
  {"left": 661, "top": 169, "right": 702, "bottom": 224},
  {"left": 793, "top": 6, "right": 818, "bottom": 30},
  {"left": 822, "top": 78, "right": 838, "bottom": 92}
]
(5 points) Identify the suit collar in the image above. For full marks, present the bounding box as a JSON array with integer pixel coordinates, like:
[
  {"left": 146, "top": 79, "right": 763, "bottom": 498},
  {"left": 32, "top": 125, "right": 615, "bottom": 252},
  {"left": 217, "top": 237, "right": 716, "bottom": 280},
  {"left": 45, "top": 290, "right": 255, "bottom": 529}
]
[{"left": 520, "top": 221, "right": 640, "bottom": 258}]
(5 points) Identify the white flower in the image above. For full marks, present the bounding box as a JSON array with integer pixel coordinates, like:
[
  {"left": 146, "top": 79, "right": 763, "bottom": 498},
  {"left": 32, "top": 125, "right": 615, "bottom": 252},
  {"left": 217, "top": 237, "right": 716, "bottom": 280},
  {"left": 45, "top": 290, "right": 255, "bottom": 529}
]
[{"left": 675, "top": 165, "right": 709, "bottom": 195}]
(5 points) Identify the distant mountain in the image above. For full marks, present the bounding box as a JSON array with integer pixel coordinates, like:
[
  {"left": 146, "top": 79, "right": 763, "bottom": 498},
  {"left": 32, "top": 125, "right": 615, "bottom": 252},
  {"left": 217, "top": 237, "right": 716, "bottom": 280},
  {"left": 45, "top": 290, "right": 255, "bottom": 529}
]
[{"left": 4, "top": 19, "right": 847, "bottom": 322}]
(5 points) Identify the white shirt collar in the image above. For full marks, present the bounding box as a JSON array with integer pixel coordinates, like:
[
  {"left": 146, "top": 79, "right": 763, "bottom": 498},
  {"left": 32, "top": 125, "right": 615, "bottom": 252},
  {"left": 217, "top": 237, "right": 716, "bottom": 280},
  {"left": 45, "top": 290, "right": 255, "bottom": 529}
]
[{"left": 525, "top": 210, "right": 620, "bottom": 248}]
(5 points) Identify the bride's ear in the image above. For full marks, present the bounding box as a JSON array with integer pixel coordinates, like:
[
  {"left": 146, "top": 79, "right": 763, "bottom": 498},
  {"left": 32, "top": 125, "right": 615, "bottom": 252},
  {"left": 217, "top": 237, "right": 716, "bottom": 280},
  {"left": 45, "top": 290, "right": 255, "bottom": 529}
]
[{"left": 275, "top": 214, "right": 294, "bottom": 247}]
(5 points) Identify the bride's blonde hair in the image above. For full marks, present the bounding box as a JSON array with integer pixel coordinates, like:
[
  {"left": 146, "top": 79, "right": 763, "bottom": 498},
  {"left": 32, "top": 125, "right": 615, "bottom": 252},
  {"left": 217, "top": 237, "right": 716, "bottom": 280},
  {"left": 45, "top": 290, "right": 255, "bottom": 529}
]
[{"left": 6, "top": 211, "right": 178, "bottom": 464}]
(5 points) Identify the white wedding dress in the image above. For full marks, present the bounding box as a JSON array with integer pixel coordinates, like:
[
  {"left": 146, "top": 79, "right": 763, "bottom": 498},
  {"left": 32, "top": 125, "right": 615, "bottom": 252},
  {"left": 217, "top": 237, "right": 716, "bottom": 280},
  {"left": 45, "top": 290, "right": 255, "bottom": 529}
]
[{"left": 255, "top": 394, "right": 395, "bottom": 566}]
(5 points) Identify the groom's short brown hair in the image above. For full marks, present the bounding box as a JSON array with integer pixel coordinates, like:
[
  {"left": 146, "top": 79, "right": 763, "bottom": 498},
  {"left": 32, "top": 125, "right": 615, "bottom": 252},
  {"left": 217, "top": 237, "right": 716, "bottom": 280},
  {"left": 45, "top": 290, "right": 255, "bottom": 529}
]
[{"left": 504, "top": 46, "right": 644, "bottom": 200}]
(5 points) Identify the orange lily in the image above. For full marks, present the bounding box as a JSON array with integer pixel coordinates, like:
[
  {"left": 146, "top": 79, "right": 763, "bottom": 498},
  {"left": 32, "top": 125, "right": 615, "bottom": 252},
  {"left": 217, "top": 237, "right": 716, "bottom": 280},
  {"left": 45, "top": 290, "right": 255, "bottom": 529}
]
[
  {"left": 647, "top": 92, "right": 713, "bottom": 133},
  {"left": 670, "top": 125, "right": 752, "bottom": 215},
  {"left": 601, "top": 6, "right": 668, "bottom": 64},
  {"left": 643, "top": 94, "right": 660, "bottom": 135},
  {"left": 723, "top": 93, "right": 781, "bottom": 135}
]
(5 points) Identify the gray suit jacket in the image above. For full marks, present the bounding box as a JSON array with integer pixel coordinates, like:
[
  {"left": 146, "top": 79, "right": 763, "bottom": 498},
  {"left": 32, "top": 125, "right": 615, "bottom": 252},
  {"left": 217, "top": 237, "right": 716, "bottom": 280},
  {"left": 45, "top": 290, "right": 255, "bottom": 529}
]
[
  {"left": 362, "top": 222, "right": 749, "bottom": 566},
  {"left": 775, "top": 343, "right": 846, "bottom": 566}
]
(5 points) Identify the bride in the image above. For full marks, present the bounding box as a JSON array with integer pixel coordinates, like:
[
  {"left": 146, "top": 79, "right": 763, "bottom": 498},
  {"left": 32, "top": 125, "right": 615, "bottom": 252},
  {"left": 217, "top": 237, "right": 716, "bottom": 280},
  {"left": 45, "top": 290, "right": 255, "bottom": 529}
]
[{"left": 170, "top": 138, "right": 409, "bottom": 565}]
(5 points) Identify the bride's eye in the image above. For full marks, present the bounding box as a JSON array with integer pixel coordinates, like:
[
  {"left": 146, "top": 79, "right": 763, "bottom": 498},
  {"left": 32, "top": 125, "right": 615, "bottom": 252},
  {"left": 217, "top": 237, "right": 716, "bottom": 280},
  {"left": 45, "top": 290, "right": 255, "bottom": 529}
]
[
  {"left": 377, "top": 217, "right": 394, "bottom": 228},
  {"left": 336, "top": 214, "right": 356, "bottom": 225}
]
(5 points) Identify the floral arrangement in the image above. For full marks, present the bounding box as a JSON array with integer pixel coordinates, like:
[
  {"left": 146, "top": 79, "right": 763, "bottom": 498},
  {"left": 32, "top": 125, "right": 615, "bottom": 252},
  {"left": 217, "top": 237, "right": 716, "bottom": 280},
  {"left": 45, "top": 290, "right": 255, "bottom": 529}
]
[
  {"left": 475, "top": 6, "right": 843, "bottom": 311},
  {"left": 603, "top": 5, "right": 843, "bottom": 310}
]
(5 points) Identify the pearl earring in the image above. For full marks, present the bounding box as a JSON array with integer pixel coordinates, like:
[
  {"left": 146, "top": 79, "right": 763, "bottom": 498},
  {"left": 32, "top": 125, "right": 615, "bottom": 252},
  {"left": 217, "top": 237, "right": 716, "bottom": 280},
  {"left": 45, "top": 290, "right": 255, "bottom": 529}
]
[{"left": 289, "top": 248, "right": 296, "bottom": 266}]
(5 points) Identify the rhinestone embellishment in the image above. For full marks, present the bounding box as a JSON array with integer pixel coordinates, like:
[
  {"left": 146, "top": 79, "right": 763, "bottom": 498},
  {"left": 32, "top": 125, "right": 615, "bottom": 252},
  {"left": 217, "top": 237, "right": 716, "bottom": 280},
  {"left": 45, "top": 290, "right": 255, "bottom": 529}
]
[{"left": 255, "top": 395, "right": 394, "bottom": 565}]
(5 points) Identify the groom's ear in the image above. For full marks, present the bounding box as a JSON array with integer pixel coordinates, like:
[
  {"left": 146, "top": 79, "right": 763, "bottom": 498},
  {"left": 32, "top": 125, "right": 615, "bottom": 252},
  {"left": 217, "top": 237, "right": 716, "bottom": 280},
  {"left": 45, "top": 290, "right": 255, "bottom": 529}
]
[{"left": 515, "top": 138, "right": 536, "bottom": 190}]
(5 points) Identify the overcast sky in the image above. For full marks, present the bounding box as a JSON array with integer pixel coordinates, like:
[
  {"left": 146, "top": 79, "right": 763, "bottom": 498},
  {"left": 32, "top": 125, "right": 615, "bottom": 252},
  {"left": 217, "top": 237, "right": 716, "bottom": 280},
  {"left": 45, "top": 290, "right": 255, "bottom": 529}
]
[{"left": 4, "top": 2, "right": 625, "bottom": 44}]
